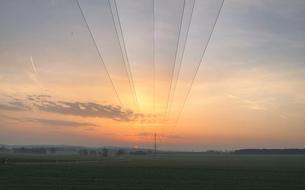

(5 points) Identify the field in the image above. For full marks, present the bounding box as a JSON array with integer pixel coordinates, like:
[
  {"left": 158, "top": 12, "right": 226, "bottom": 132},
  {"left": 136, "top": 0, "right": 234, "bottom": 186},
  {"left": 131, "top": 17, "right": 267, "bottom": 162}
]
[{"left": 1, "top": 153, "right": 305, "bottom": 190}]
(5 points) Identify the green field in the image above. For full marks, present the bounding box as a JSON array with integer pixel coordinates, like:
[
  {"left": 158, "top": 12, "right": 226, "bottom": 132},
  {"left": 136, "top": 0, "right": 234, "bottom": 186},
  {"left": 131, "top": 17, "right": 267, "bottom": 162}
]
[{"left": 1, "top": 153, "right": 305, "bottom": 190}]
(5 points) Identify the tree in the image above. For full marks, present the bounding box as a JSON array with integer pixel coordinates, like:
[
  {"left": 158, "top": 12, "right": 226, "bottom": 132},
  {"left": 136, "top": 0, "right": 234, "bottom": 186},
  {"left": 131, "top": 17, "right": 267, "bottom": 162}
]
[
  {"left": 102, "top": 148, "right": 108, "bottom": 157},
  {"left": 116, "top": 149, "right": 125, "bottom": 156}
]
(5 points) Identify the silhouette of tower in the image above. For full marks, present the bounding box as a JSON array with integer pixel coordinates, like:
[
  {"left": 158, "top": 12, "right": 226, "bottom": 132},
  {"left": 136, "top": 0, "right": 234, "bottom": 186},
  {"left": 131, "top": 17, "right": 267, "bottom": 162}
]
[{"left": 154, "top": 132, "right": 157, "bottom": 155}]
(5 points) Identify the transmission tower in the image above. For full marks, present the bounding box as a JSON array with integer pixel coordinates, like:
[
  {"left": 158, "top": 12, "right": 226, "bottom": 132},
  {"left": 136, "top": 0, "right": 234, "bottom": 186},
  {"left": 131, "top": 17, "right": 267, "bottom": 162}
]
[{"left": 154, "top": 132, "right": 157, "bottom": 155}]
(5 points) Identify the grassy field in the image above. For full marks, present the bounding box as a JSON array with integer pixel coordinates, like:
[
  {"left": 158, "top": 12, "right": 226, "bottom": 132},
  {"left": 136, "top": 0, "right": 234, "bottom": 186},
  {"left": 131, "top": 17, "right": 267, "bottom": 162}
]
[{"left": 1, "top": 153, "right": 305, "bottom": 190}]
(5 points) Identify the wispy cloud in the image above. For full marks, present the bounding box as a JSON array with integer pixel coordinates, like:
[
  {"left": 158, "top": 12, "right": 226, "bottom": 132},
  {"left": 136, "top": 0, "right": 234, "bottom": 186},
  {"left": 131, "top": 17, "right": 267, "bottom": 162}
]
[
  {"left": 226, "top": 93, "right": 266, "bottom": 111},
  {"left": 30, "top": 56, "right": 37, "bottom": 73},
  {"left": 0, "top": 101, "right": 30, "bottom": 111},
  {"left": 0, "top": 114, "right": 98, "bottom": 128},
  {"left": 24, "top": 118, "right": 98, "bottom": 127},
  {"left": 0, "top": 94, "right": 142, "bottom": 122}
]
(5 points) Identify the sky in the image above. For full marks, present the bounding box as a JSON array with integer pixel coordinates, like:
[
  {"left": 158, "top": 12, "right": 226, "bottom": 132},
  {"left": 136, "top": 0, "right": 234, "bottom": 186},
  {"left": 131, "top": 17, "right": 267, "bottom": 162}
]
[{"left": 0, "top": 0, "right": 305, "bottom": 150}]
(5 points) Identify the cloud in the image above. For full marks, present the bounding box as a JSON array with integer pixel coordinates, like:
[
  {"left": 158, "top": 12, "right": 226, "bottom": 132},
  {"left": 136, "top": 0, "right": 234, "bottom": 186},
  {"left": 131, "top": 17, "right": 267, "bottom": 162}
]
[
  {"left": 0, "top": 114, "right": 98, "bottom": 128},
  {"left": 36, "top": 101, "right": 138, "bottom": 121},
  {"left": 0, "top": 101, "right": 30, "bottom": 111},
  {"left": 226, "top": 93, "right": 266, "bottom": 111},
  {"left": 0, "top": 94, "right": 141, "bottom": 122},
  {"left": 24, "top": 118, "right": 98, "bottom": 127}
]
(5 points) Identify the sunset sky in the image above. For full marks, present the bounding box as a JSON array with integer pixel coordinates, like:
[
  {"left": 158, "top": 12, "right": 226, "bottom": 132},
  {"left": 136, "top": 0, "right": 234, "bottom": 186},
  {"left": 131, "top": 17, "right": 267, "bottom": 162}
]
[{"left": 1, "top": 0, "right": 305, "bottom": 150}]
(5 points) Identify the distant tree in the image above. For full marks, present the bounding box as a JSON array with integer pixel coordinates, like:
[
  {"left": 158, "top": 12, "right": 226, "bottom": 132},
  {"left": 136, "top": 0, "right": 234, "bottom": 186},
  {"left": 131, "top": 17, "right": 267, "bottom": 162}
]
[
  {"left": 0, "top": 146, "right": 8, "bottom": 152},
  {"left": 233, "top": 149, "right": 305, "bottom": 155},
  {"left": 34, "top": 148, "right": 47, "bottom": 154},
  {"left": 129, "top": 150, "right": 147, "bottom": 155},
  {"left": 79, "top": 149, "right": 88, "bottom": 156},
  {"left": 13, "top": 147, "right": 46, "bottom": 154},
  {"left": 102, "top": 148, "right": 108, "bottom": 157},
  {"left": 116, "top": 149, "right": 125, "bottom": 156},
  {"left": 89, "top": 150, "right": 97, "bottom": 156},
  {"left": 49, "top": 147, "right": 56, "bottom": 154}
]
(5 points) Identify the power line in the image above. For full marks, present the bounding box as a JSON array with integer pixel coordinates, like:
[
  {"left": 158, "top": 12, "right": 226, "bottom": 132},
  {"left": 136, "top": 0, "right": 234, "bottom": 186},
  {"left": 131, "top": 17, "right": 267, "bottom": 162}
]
[
  {"left": 164, "top": 0, "right": 186, "bottom": 119},
  {"left": 154, "top": 132, "right": 157, "bottom": 155},
  {"left": 166, "top": 0, "right": 195, "bottom": 120},
  {"left": 76, "top": 0, "right": 123, "bottom": 106},
  {"left": 109, "top": 0, "right": 140, "bottom": 111},
  {"left": 173, "top": 0, "right": 224, "bottom": 126},
  {"left": 153, "top": 0, "right": 156, "bottom": 125}
]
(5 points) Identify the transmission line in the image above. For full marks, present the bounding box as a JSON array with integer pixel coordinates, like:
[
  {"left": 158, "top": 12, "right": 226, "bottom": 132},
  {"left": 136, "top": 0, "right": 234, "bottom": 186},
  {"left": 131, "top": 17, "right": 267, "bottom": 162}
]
[
  {"left": 164, "top": 0, "right": 186, "bottom": 120},
  {"left": 173, "top": 0, "right": 224, "bottom": 126},
  {"left": 166, "top": 0, "right": 195, "bottom": 120},
  {"left": 76, "top": 0, "right": 123, "bottom": 107},
  {"left": 153, "top": 0, "right": 156, "bottom": 124},
  {"left": 109, "top": 0, "right": 140, "bottom": 111}
]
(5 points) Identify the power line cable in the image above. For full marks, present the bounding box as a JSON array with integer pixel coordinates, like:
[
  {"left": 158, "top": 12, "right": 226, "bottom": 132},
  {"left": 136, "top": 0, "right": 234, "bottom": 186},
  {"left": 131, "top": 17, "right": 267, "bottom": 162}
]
[
  {"left": 76, "top": 0, "right": 123, "bottom": 107},
  {"left": 173, "top": 0, "right": 224, "bottom": 126},
  {"left": 153, "top": 0, "right": 156, "bottom": 125},
  {"left": 109, "top": 0, "right": 140, "bottom": 111},
  {"left": 166, "top": 0, "right": 195, "bottom": 120},
  {"left": 164, "top": 0, "right": 186, "bottom": 120}
]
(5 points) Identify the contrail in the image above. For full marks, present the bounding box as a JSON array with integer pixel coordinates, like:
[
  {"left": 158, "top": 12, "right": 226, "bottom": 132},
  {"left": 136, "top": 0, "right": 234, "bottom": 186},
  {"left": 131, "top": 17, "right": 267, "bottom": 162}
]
[
  {"left": 28, "top": 55, "right": 46, "bottom": 93},
  {"left": 30, "top": 56, "right": 37, "bottom": 73}
]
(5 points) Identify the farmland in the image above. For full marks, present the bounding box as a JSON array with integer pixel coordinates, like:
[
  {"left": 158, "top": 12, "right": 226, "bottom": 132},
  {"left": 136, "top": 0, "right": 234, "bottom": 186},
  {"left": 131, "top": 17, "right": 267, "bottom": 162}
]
[{"left": 1, "top": 153, "right": 305, "bottom": 190}]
